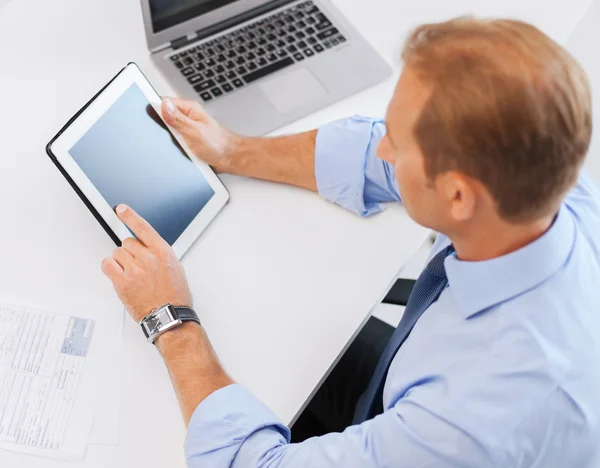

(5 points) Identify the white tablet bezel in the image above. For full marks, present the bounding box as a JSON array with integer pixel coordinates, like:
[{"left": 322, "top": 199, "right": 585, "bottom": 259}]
[{"left": 49, "top": 63, "right": 229, "bottom": 259}]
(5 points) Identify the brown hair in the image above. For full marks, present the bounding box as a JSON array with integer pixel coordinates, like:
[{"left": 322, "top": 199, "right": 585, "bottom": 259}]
[{"left": 402, "top": 17, "right": 592, "bottom": 222}]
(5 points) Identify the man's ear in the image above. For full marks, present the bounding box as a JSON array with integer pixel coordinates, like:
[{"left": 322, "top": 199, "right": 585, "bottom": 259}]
[{"left": 439, "top": 172, "right": 477, "bottom": 222}]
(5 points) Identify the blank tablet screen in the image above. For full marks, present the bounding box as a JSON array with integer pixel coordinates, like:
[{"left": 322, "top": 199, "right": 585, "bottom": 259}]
[{"left": 69, "top": 83, "right": 214, "bottom": 245}]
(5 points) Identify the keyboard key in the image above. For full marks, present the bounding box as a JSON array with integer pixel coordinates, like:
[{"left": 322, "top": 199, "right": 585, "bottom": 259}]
[
  {"left": 306, "top": 26, "right": 315, "bottom": 34},
  {"left": 217, "top": 54, "right": 226, "bottom": 63},
  {"left": 195, "top": 52, "right": 205, "bottom": 61},
  {"left": 288, "top": 45, "right": 298, "bottom": 53},
  {"left": 226, "top": 71, "right": 236, "bottom": 79},
  {"left": 233, "top": 78, "right": 244, "bottom": 88},
  {"left": 194, "top": 79, "right": 216, "bottom": 92},
  {"left": 296, "top": 20, "right": 306, "bottom": 29},
  {"left": 267, "top": 53, "right": 278, "bottom": 62},
  {"left": 235, "top": 56, "right": 246, "bottom": 64},
  {"left": 200, "top": 91, "right": 213, "bottom": 101},
  {"left": 286, "top": 35, "right": 296, "bottom": 43},
  {"left": 181, "top": 67, "right": 195, "bottom": 76},
  {"left": 324, "top": 41, "right": 332, "bottom": 49},
  {"left": 246, "top": 52, "right": 256, "bottom": 60},
  {"left": 248, "top": 62, "right": 258, "bottom": 70},
  {"left": 188, "top": 74, "right": 203, "bottom": 84},
  {"left": 236, "top": 66, "right": 247, "bottom": 75},
  {"left": 257, "top": 37, "right": 267, "bottom": 45},
  {"left": 236, "top": 45, "right": 247, "bottom": 54},
  {"left": 204, "top": 69, "right": 215, "bottom": 78},
  {"left": 317, "top": 28, "right": 338, "bottom": 40},
  {"left": 307, "top": 17, "right": 316, "bottom": 24},
  {"left": 174, "top": 60, "right": 184, "bottom": 69},
  {"left": 257, "top": 47, "right": 266, "bottom": 56},
  {"left": 257, "top": 57, "right": 268, "bottom": 66},
  {"left": 276, "top": 39, "right": 286, "bottom": 48},
  {"left": 215, "top": 65, "right": 225, "bottom": 73},
  {"left": 307, "top": 37, "right": 317, "bottom": 45},
  {"left": 180, "top": 51, "right": 188, "bottom": 57},
  {"left": 205, "top": 58, "right": 216, "bottom": 67},
  {"left": 242, "top": 56, "right": 294, "bottom": 83},
  {"left": 226, "top": 60, "right": 235, "bottom": 69},
  {"left": 266, "top": 44, "right": 276, "bottom": 52},
  {"left": 206, "top": 48, "right": 215, "bottom": 56},
  {"left": 331, "top": 38, "right": 339, "bottom": 46},
  {"left": 294, "top": 52, "right": 305, "bottom": 61},
  {"left": 195, "top": 62, "right": 206, "bottom": 71},
  {"left": 296, "top": 31, "right": 306, "bottom": 39},
  {"left": 337, "top": 35, "right": 346, "bottom": 43},
  {"left": 277, "top": 49, "right": 288, "bottom": 58},
  {"left": 284, "top": 15, "right": 294, "bottom": 23},
  {"left": 216, "top": 74, "right": 226, "bottom": 84},
  {"left": 298, "top": 40, "right": 307, "bottom": 49},
  {"left": 304, "top": 48, "right": 314, "bottom": 57},
  {"left": 267, "top": 33, "right": 277, "bottom": 41},
  {"left": 227, "top": 50, "right": 236, "bottom": 58},
  {"left": 170, "top": 54, "right": 179, "bottom": 61},
  {"left": 286, "top": 25, "right": 297, "bottom": 33},
  {"left": 183, "top": 57, "right": 194, "bottom": 65},
  {"left": 314, "top": 44, "right": 324, "bottom": 53},
  {"left": 277, "top": 29, "right": 287, "bottom": 37},
  {"left": 223, "top": 83, "right": 234, "bottom": 93},
  {"left": 316, "top": 21, "right": 332, "bottom": 31},
  {"left": 211, "top": 87, "right": 223, "bottom": 97},
  {"left": 216, "top": 44, "right": 225, "bottom": 52}
]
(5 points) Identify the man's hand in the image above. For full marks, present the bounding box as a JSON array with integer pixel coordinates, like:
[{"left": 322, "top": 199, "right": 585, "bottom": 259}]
[
  {"left": 161, "top": 97, "right": 319, "bottom": 190},
  {"left": 101, "top": 204, "right": 193, "bottom": 323},
  {"left": 161, "top": 97, "right": 239, "bottom": 173}
]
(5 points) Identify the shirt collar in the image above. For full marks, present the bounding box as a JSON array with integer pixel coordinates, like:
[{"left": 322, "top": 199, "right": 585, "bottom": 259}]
[{"left": 444, "top": 204, "right": 576, "bottom": 318}]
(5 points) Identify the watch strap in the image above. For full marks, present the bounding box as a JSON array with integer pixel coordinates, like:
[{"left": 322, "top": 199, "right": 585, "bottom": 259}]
[{"left": 172, "top": 306, "right": 201, "bottom": 326}]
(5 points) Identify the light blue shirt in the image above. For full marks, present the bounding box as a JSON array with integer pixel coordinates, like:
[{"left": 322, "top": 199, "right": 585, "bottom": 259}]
[{"left": 185, "top": 117, "right": 600, "bottom": 467}]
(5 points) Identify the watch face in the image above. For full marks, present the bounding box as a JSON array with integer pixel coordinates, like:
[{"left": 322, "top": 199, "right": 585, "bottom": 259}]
[{"left": 146, "top": 314, "right": 162, "bottom": 334}]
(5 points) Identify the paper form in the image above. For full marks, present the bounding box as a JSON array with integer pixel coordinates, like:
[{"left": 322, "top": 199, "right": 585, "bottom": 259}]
[{"left": 0, "top": 303, "right": 96, "bottom": 460}]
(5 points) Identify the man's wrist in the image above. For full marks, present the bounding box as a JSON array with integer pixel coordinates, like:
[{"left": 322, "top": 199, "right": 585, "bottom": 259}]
[{"left": 155, "top": 321, "right": 203, "bottom": 357}]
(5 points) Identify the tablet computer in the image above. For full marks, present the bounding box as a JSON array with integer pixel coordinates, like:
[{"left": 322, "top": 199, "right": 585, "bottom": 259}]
[{"left": 47, "top": 63, "right": 229, "bottom": 259}]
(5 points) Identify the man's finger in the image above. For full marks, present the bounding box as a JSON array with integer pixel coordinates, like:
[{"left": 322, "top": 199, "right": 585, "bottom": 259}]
[
  {"left": 161, "top": 98, "right": 199, "bottom": 136},
  {"left": 122, "top": 237, "right": 146, "bottom": 258},
  {"left": 164, "top": 97, "right": 207, "bottom": 120},
  {"left": 112, "top": 247, "right": 135, "bottom": 270},
  {"left": 101, "top": 257, "right": 123, "bottom": 280},
  {"left": 115, "top": 204, "right": 161, "bottom": 248}
]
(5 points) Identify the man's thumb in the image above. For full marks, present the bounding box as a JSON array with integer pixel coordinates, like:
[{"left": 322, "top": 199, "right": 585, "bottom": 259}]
[{"left": 162, "top": 99, "right": 194, "bottom": 133}]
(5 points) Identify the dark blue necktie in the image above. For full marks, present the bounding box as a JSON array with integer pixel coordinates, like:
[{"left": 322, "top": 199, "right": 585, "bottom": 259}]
[{"left": 353, "top": 244, "right": 455, "bottom": 424}]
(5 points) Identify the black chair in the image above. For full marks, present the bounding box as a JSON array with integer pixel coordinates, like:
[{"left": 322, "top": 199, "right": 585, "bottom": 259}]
[{"left": 382, "top": 278, "right": 417, "bottom": 306}]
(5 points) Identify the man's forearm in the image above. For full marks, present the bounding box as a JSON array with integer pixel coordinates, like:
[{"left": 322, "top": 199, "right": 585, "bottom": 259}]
[
  {"left": 156, "top": 322, "right": 234, "bottom": 425},
  {"left": 224, "top": 130, "right": 318, "bottom": 191}
]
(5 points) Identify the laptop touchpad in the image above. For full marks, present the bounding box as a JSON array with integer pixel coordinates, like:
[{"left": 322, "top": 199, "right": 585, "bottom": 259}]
[{"left": 260, "top": 67, "right": 328, "bottom": 114}]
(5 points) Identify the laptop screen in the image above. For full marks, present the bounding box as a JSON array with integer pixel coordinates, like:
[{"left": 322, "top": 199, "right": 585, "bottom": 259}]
[{"left": 150, "top": 0, "right": 241, "bottom": 33}]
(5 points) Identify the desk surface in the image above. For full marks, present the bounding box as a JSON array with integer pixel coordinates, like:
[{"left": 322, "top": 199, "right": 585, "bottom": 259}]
[{"left": 0, "top": 0, "right": 593, "bottom": 466}]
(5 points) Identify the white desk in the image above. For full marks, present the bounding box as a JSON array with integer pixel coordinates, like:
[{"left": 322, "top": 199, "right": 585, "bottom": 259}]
[{"left": 0, "top": 0, "right": 592, "bottom": 466}]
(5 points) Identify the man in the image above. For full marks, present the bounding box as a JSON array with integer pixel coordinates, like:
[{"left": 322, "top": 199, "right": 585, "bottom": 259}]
[{"left": 101, "top": 17, "right": 600, "bottom": 467}]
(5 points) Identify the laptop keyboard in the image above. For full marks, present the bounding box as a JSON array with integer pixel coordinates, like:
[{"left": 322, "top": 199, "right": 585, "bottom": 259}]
[{"left": 169, "top": 1, "right": 346, "bottom": 102}]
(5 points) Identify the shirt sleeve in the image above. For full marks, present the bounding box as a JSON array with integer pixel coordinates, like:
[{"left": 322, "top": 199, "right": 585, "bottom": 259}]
[
  {"left": 314, "top": 115, "right": 400, "bottom": 217},
  {"left": 184, "top": 384, "right": 494, "bottom": 468}
]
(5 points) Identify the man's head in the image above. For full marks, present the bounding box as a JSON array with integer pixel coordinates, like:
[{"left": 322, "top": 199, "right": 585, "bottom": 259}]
[{"left": 378, "top": 17, "right": 592, "bottom": 235}]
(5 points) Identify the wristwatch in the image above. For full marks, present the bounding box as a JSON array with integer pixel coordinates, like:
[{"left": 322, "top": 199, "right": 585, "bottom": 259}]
[{"left": 139, "top": 303, "right": 200, "bottom": 343}]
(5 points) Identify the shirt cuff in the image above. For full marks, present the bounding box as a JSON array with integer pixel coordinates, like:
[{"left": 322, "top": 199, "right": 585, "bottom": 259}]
[
  {"left": 315, "top": 115, "right": 387, "bottom": 217},
  {"left": 184, "top": 384, "right": 290, "bottom": 464}
]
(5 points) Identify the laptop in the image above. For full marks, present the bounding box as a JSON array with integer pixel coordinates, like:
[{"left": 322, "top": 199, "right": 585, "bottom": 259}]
[{"left": 140, "top": 0, "right": 392, "bottom": 135}]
